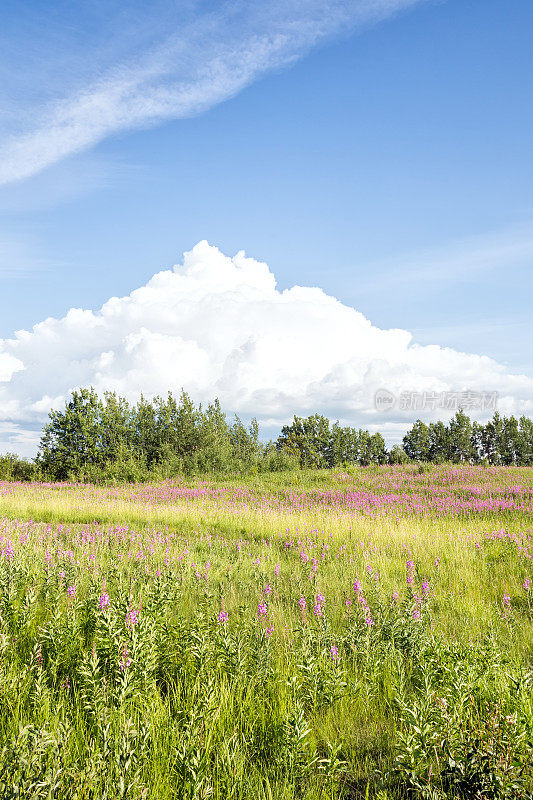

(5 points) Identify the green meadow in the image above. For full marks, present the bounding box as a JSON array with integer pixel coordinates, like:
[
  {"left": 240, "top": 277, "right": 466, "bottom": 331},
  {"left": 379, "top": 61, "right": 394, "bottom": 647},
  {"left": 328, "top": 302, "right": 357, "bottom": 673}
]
[{"left": 0, "top": 466, "right": 532, "bottom": 799}]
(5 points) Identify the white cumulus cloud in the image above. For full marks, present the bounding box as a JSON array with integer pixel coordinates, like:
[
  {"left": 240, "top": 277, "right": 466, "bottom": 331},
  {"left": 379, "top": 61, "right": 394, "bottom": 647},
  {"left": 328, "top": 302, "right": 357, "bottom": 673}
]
[{"left": 1, "top": 240, "right": 532, "bottom": 456}]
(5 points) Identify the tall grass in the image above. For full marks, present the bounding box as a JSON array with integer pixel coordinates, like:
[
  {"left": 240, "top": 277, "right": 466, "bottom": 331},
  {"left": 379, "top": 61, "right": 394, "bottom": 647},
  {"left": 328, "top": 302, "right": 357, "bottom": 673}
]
[{"left": 0, "top": 467, "right": 532, "bottom": 798}]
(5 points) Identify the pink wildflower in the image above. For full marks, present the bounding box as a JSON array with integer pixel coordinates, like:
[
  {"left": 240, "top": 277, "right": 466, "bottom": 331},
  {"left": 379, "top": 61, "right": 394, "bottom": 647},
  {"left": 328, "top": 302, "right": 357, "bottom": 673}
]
[
  {"left": 126, "top": 609, "right": 139, "bottom": 627},
  {"left": 120, "top": 646, "right": 132, "bottom": 671},
  {"left": 98, "top": 593, "right": 110, "bottom": 610}
]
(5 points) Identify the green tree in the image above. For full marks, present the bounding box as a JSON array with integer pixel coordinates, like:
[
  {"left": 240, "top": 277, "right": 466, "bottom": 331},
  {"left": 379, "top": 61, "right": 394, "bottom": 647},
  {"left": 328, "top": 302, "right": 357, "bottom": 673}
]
[
  {"left": 100, "top": 391, "right": 134, "bottom": 462},
  {"left": 369, "top": 432, "right": 387, "bottom": 464},
  {"left": 518, "top": 416, "right": 533, "bottom": 465},
  {"left": 471, "top": 421, "right": 485, "bottom": 464},
  {"left": 0, "top": 453, "right": 37, "bottom": 481},
  {"left": 173, "top": 391, "right": 202, "bottom": 466},
  {"left": 38, "top": 387, "right": 102, "bottom": 479},
  {"left": 428, "top": 421, "right": 450, "bottom": 463},
  {"left": 197, "top": 399, "right": 232, "bottom": 472},
  {"left": 448, "top": 409, "right": 473, "bottom": 463},
  {"left": 481, "top": 412, "right": 504, "bottom": 464},
  {"left": 276, "top": 414, "right": 331, "bottom": 468},
  {"left": 403, "top": 420, "right": 430, "bottom": 461},
  {"left": 355, "top": 430, "right": 371, "bottom": 466},
  {"left": 330, "top": 423, "right": 359, "bottom": 466},
  {"left": 230, "top": 416, "right": 262, "bottom": 469},
  {"left": 388, "top": 444, "right": 409, "bottom": 464},
  {"left": 500, "top": 415, "right": 521, "bottom": 465}
]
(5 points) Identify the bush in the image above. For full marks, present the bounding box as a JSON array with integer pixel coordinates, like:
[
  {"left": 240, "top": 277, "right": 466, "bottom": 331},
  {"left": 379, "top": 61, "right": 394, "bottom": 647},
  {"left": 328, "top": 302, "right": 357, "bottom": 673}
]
[
  {"left": 260, "top": 448, "right": 301, "bottom": 472},
  {"left": 0, "top": 452, "right": 37, "bottom": 481}
]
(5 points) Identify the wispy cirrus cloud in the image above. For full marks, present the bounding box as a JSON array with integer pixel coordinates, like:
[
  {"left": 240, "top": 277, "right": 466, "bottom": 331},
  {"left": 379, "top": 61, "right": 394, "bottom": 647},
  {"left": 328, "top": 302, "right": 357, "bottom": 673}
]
[
  {"left": 0, "top": 230, "right": 51, "bottom": 278},
  {"left": 0, "top": 0, "right": 426, "bottom": 186},
  {"left": 357, "top": 224, "right": 533, "bottom": 290}
]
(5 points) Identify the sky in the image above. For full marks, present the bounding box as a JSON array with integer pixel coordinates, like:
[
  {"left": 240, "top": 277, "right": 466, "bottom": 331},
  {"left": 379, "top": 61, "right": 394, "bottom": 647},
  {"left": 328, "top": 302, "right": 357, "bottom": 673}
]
[{"left": 1, "top": 0, "right": 532, "bottom": 455}]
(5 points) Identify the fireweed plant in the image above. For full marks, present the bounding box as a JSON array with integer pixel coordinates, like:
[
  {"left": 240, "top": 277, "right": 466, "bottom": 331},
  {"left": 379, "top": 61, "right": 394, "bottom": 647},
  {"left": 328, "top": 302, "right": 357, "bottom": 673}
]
[{"left": 0, "top": 466, "right": 532, "bottom": 799}]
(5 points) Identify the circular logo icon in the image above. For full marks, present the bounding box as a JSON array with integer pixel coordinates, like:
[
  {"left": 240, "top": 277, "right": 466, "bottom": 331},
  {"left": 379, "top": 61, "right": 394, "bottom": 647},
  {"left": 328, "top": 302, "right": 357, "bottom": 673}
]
[{"left": 374, "top": 388, "right": 395, "bottom": 412}]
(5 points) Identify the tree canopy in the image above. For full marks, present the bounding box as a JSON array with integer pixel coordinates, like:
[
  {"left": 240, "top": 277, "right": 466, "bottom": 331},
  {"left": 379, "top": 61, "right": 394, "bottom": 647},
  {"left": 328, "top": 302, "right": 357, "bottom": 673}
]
[{"left": 1, "top": 389, "right": 532, "bottom": 482}]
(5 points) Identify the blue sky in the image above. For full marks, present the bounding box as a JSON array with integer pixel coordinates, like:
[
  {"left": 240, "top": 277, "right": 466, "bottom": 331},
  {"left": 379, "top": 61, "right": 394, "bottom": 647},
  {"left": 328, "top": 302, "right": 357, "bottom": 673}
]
[{"left": 1, "top": 0, "right": 533, "bottom": 453}]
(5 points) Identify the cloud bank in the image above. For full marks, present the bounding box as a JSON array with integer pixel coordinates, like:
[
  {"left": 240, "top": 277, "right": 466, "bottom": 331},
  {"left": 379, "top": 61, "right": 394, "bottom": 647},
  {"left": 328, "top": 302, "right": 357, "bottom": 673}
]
[
  {"left": 0, "top": 0, "right": 425, "bottom": 185},
  {"left": 1, "top": 241, "right": 532, "bottom": 456}
]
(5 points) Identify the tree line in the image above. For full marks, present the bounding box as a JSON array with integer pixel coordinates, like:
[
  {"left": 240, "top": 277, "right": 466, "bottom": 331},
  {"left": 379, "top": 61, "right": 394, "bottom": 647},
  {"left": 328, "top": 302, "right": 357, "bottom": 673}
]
[
  {"left": 1, "top": 388, "right": 532, "bottom": 481},
  {"left": 401, "top": 409, "right": 533, "bottom": 465}
]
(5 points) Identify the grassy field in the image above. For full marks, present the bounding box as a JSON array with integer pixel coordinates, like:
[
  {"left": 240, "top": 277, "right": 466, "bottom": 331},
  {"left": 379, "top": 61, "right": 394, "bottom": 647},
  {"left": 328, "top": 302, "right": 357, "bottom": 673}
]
[{"left": 0, "top": 466, "right": 532, "bottom": 799}]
